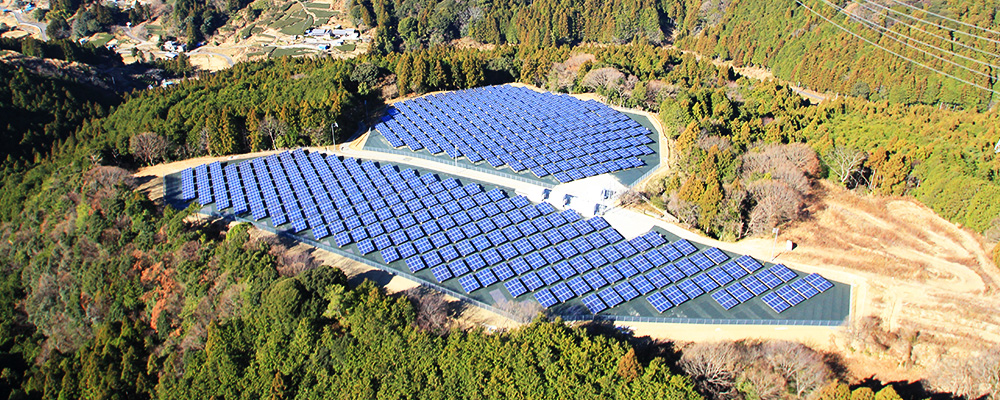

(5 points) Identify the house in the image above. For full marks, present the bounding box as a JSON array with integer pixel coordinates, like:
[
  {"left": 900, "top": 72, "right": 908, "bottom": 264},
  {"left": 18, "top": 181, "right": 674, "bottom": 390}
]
[
  {"left": 306, "top": 28, "right": 331, "bottom": 37},
  {"left": 162, "top": 40, "right": 187, "bottom": 53},
  {"left": 330, "top": 29, "right": 359, "bottom": 40}
]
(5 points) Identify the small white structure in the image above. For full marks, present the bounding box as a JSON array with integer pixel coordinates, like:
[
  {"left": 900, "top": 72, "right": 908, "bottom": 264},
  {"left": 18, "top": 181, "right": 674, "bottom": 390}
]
[{"left": 162, "top": 40, "right": 187, "bottom": 52}]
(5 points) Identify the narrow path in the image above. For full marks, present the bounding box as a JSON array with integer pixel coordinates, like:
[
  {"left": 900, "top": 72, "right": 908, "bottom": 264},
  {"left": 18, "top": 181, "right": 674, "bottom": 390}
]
[
  {"left": 189, "top": 48, "right": 235, "bottom": 66},
  {"left": 12, "top": 11, "right": 47, "bottom": 40}
]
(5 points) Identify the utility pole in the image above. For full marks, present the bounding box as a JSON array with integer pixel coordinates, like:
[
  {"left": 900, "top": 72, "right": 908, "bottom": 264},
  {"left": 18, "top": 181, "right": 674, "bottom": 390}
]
[
  {"left": 330, "top": 122, "right": 338, "bottom": 145},
  {"left": 770, "top": 227, "right": 780, "bottom": 261}
]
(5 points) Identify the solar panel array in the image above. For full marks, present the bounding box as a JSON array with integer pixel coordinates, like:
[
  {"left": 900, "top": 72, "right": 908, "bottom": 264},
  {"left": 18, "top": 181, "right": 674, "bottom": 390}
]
[
  {"left": 759, "top": 272, "right": 833, "bottom": 313},
  {"left": 632, "top": 240, "right": 837, "bottom": 315},
  {"left": 178, "top": 149, "right": 835, "bottom": 317},
  {"left": 372, "top": 85, "right": 655, "bottom": 183}
]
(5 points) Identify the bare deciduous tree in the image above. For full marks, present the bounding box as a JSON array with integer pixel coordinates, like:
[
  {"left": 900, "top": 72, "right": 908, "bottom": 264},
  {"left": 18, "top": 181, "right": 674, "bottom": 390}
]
[
  {"left": 86, "top": 166, "right": 137, "bottom": 189},
  {"left": 494, "top": 298, "right": 543, "bottom": 323},
  {"left": 404, "top": 288, "right": 451, "bottom": 333},
  {"left": 680, "top": 341, "right": 740, "bottom": 397},
  {"left": 827, "top": 146, "right": 867, "bottom": 186},
  {"left": 259, "top": 116, "right": 288, "bottom": 150},
  {"left": 618, "top": 188, "right": 646, "bottom": 207},
  {"left": 130, "top": 132, "right": 170, "bottom": 166},
  {"left": 762, "top": 341, "right": 831, "bottom": 397},
  {"left": 581, "top": 67, "right": 625, "bottom": 92},
  {"left": 747, "top": 180, "right": 803, "bottom": 235},
  {"left": 930, "top": 347, "right": 1000, "bottom": 399}
]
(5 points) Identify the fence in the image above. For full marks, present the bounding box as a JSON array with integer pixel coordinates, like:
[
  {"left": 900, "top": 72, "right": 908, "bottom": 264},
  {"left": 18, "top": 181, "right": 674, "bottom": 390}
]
[
  {"left": 627, "top": 161, "right": 662, "bottom": 188},
  {"left": 560, "top": 314, "right": 844, "bottom": 326},
  {"left": 201, "top": 210, "right": 534, "bottom": 324},
  {"left": 365, "top": 145, "right": 556, "bottom": 189}
]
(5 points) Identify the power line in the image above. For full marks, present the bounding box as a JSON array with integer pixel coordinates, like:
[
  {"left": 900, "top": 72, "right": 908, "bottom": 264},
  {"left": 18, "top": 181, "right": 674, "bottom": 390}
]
[
  {"left": 872, "top": 0, "right": 1000, "bottom": 47},
  {"left": 794, "top": 0, "right": 1000, "bottom": 95},
  {"left": 860, "top": 1, "right": 1000, "bottom": 60},
  {"left": 885, "top": 0, "right": 1000, "bottom": 37},
  {"left": 817, "top": 0, "right": 1000, "bottom": 75}
]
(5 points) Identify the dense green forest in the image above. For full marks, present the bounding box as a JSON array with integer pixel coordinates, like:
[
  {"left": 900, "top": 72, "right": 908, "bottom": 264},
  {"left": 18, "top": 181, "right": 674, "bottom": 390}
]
[
  {"left": 675, "top": 0, "right": 1000, "bottom": 111},
  {"left": 2, "top": 6, "right": 1000, "bottom": 395},
  {"left": 346, "top": 0, "right": 1000, "bottom": 110}
]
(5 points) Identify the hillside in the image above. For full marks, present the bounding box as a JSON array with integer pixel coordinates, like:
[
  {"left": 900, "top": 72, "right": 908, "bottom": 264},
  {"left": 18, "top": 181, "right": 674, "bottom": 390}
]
[{"left": 0, "top": 1, "right": 999, "bottom": 398}]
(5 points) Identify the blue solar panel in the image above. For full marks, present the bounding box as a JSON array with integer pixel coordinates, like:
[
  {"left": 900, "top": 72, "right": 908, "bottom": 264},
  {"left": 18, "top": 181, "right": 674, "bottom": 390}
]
[
  {"left": 672, "top": 239, "right": 698, "bottom": 255},
  {"left": 481, "top": 248, "right": 503, "bottom": 266},
  {"left": 789, "top": 279, "right": 820, "bottom": 298},
  {"left": 414, "top": 237, "right": 434, "bottom": 254},
  {"left": 712, "top": 290, "right": 739, "bottom": 310},
  {"left": 510, "top": 258, "right": 531, "bottom": 275},
  {"left": 629, "top": 275, "right": 655, "bottom": 294},
  {"left": 406, "top": 255, "right": 427, "bottom": 272},
  {"left": 677, "top": 280, "right": 704, "bottom": 298},
  {"left": 432, "top": 264, "right": 453, "bottom": 282},
  {"left": 423, "top": 250, "right": 443, "bottom": 268},
  {"left": 804, "top": 273, "right": 834, "bottom": 292},
  {"left": 583, "top": 270, "right": 608, "bottom": 289},
  {"left": 555, "top": 241, "right": 579, "bottom": 259},
  {"left": 505, "top": 278, "right": 527, "bottom": 297},
  {"left": 459, "top": 274, "right": 481, "bottom": 293},
  {"left": 448, "top": 259, "right": 470, "bottom": 277},
  {"left": 642, "top": 231, "right": 667, "bottom": 247},
  {"left": 755, "top": 270, "right": 782, "bottom": 289},
  {"left": 476, "top": 269, "right": 498, "bottom": 287},
  {"left": 735, "top": 255, "right": 764, "bottom": 273},
  {"left": 466, "top": 253, "right": 487, "bottom": 271},
  {"left": 662, "top": 286, "right": 689, "bottom": 306},
  {"left": 661, "top": 266, "right": 686, "bottom": 283},
  {"left": 380, "top": 247, "right": 400, "bottom": 264},
  {"left": 497, "top": 243, "right": 519, "bottom": 260},
  {"left": 614, "top": 281, "right": 639, "bottom": 301},
  {"left": 645, "top": 269, "right": 671, "bottom": 288},
  {"left": 721, "top": 261, "right": 748, "bottom": 279},
  {"left": 704, "top": 247, "right": 730, "bottom": 264},
  {"left": 597, "top": 265, "right": 623, "bottom": 284},
  {"left": 770, "top": 264, "right": 798, "bottom": 282},
  {"left": 725, "top": 283, "right": 754, "bottom": 303},
  {"left": 551, "top": 281, "right": 575, "bottom": 302},
  {"left": 646, "top": 292, "right": 673, "bottom": 312},
  {"left": 522, "top": 272, "right": 544, "bottom": 290},
  {"left": 775, "top": 286, "right": 805, "bottom": 305},
  {"left": 598, "top": 286, "right": 623, "bottom": 307},
  {"left": 689, "top": 253, "right": 715, "bottom": 271},
  {"left": 691, "top": 274, "right": 719, "bottom": 292},
  {"left": 601, "top": 229, "right": 624, "bottom": 244},
  {"left": 740, "top": 276, "right": 768, "bottom": 296},
  {"left": 762, "top": 292, "right": 791, "bottom": 313},
  {"left": 534, "top": 288, "right": 559, "bottom": 308},
  {"left": 567, "top": 276, "right": 592, "bottom": 296},
  {"left": 398, "top": 242, "right": 417, "bottom": 259},
  {"left": 583, "top": 293, "right": 607, "bottom": 314},
  {"left": 493, "top": 263, "right": 515, "bottom": 281},
  {"left": 615, "top": 260, "right": 639, "bottom": 278},
  {"left": 659, "top": 246, "right": 682, "bottom": 261},
  {"left": 674, "top": 259, "right": 699, "bottom": 277},
  {"left": 537, "top": 266, "right": 561, "bottom": 285}
]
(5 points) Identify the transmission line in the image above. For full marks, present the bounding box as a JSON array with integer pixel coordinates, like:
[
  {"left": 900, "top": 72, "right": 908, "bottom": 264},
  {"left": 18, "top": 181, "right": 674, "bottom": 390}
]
[
  {"left": 872, "top": 0, "right": 1000, "bottom": 47},
  {"left": 860, "top": 1, "right": 1000, "bottom": 60},
  {"left": 885, "top": 0, "right": 1000, "bottom": 37},
  {"left": 817, "top": 0, "right": 1000, "bottom": 75},
  {"left": 794, "top": 0, "right": 1000, "bottom": 94}
]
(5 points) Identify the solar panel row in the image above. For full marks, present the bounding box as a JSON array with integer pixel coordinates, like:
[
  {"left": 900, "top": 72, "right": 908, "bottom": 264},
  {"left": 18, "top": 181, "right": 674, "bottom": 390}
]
[
  {"left": 181, "top": 149, "right": 836, "bottom": 318},
  {"left": 373, "top": 85, "right": 654, "bottom": 183}
]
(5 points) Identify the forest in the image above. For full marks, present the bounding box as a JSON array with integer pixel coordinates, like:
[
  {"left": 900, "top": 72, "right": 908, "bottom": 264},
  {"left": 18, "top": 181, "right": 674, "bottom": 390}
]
[{"left": 1, "top": 3, "right": 1000, "bottom": 397}]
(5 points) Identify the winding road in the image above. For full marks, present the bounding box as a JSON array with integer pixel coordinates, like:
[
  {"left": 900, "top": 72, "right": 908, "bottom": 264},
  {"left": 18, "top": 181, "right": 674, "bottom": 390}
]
[{"left": 12, "top": 11, "right": 47, "bottom": 41}]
